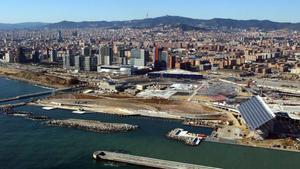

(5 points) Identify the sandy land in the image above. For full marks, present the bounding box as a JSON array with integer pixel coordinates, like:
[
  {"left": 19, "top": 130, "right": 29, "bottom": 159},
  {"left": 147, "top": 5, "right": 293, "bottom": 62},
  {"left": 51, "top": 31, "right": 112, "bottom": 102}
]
[{"left": 32, "top": 93, "right": 223, "bottom": 120}]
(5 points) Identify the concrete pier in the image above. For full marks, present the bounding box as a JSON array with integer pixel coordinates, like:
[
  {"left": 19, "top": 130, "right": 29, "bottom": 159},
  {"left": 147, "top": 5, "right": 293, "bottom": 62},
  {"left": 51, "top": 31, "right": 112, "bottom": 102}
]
[{"left": 93, "top": 151, "right": 221, "bottom": 169}]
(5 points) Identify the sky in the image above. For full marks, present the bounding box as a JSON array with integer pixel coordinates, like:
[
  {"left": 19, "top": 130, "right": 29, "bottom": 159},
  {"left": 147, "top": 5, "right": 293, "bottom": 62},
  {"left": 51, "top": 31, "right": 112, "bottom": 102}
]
[{"left": 0, "top": 0, "right": 299, "bottom": 23}]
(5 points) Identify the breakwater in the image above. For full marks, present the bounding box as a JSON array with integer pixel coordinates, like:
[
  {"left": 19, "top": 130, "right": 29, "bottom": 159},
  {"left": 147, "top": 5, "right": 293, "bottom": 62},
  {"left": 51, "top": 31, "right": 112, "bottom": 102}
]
[
  {"left": 1, "top": 105, "right": 138, "bottom": 134},
  {"left": 46, "top": 119, "right": 138, "bottom": 133},
  {"left": 0, "top": 107, "right": 49, "bottom": 121}
]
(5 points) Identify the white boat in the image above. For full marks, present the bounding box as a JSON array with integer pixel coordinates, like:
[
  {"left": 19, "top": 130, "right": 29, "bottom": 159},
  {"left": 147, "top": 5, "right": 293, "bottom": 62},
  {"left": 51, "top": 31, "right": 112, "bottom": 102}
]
[
  {"left": 72, "top": 110, "right": 86, "bottom": 114},
  {"left": 42, "top": 107, "right": 56, "bottom": 110},
  {"left": 72, "top": 108, "right": 86, "bottom": 114}
]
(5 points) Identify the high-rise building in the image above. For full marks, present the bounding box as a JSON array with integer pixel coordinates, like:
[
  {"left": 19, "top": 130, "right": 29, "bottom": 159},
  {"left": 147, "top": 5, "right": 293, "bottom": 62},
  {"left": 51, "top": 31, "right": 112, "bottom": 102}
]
[
  {"left": 49, "top": 49, "right": 57, "bottom": 63},
  {"left": 98, "top": 46, "right": 113, "bottom": 65},
  {"left": 63, "top": 54, "right": 75, "bottom": 69},
  {"left": 16, "top": 47, "right": 27, "bottom": 63},
  {"left": 58, "top": 30, "right": 63, "bottom": 42},
  {"left": 130, "top": 48, "right": 148, "bottom": 67},
  {"left": 82, "top": 46, "right": 91, "bottom": 56},
  {"left": 91, "top": 56, "right": 98, "bottom": 71},
  {"left": 63, "top": 55, "right": 70, "bottom": 69},
  {"left": 153, "top": 47, "right": 169, "bottom": 70},
  {"left": 75, "top": 55, "right": 85, "bottom": 71},
  {"left": 118, "top": 47, "right": 127, "bottom": 65},
  {"left": 84, "top": 56, "right": 97, "bottom": 71},
  {"left": 161, "top": 51, "right": 168, "bottom": 69},
  {"left": 32, "top": 50, "right": 40, "bottom": 63},
  {"left": 168, "top": 56, "right": 176, "bottom": 69},
  {"left": 4, "top": 52, "right": 13, "bottom": 63},
  {"left": 153, "top": 47, "right": 163, "bottom": 69}
]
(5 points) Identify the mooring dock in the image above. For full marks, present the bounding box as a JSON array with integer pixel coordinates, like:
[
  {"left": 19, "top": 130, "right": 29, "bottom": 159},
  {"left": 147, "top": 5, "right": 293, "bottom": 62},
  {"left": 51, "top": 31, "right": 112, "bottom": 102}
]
[{"left": 93, "top": 151, "right": 221, "bottom": 169}]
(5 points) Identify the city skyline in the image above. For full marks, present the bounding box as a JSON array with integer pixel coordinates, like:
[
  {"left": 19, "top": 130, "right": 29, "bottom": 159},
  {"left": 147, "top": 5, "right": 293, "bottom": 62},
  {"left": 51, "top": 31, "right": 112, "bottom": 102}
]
[{"left": 1, "top": 0, "right": 299, "bottom": 23}]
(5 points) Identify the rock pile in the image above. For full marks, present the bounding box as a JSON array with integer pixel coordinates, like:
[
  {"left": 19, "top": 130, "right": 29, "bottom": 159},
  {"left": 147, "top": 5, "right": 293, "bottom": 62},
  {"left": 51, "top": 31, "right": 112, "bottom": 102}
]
[{"left": 46, "top": 119, "right": 138, "bottom": 133}]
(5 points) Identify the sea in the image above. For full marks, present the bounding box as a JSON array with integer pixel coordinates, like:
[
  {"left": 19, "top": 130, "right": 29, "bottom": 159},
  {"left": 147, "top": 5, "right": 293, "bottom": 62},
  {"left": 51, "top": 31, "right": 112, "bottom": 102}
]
[{"left": 0, "top": 77, "right": 300, "bottom": 169}]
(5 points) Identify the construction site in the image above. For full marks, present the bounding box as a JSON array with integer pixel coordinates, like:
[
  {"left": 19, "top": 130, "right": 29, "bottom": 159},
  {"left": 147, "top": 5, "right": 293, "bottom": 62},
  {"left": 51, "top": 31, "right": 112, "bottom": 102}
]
[{"left": 1, "top": 64, "right": 300, "bottom": 152}]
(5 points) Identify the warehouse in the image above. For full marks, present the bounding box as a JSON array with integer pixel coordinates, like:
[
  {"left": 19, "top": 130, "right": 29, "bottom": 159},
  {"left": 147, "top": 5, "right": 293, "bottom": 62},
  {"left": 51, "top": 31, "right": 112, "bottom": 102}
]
[{"left": 147, "top": 69, "right": 204, "bottom": 79}]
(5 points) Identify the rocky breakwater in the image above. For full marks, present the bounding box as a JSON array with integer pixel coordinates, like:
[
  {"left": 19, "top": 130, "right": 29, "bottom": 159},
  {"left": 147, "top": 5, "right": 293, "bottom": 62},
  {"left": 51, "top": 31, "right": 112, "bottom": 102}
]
[
  {"left": 46, "top": 119, "right": 138, "bottom": 133},
  {"left": 0, "top": 107, "right": 49, "bottom": 121}
]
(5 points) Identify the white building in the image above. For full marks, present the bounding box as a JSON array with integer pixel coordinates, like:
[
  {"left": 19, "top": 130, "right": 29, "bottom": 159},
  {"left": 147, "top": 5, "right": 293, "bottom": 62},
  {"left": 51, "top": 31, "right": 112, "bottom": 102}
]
[{"left": 3, "top": 52, "right": 14, "bottom": 63}]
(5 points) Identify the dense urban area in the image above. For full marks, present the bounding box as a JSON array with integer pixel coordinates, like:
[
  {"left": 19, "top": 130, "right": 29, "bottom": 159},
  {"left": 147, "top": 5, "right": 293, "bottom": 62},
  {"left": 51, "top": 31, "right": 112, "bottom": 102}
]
[{"left": 1, "top": 20, "right": 300, "bottom": 153}]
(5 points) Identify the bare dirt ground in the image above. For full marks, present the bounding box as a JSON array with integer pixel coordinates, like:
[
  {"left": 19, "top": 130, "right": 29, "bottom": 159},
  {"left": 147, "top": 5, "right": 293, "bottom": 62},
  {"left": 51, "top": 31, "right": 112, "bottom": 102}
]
[
  {"left": 43, "top": 93, "right": 220, "bottom": 119},
  {"left": 0, "top": 67, "right": 77, "bottom": 88},
  {"left": 238, "top": 138, "right": 300, "bottom": 151},
  {"left": 51, "top": 94, "right": 216, "bottom": 114}
]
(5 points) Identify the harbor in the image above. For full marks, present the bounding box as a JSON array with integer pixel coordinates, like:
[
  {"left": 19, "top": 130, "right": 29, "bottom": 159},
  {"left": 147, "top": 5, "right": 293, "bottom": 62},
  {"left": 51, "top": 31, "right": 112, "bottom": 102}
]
[{"left": 1, "top": 77, "right": 300, "bottom": 169}]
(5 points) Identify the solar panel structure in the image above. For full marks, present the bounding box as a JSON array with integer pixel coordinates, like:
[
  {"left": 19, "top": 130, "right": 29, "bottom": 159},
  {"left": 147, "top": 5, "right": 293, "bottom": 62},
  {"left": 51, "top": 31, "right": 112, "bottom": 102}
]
[{"left": 238, "top": 96, "right": 275, "bottom": 131}]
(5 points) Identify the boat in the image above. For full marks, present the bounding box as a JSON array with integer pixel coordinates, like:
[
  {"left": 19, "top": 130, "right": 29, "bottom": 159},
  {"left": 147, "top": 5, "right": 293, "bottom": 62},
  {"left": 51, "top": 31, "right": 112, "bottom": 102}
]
[
  {"left": 72, "top": 108, "right": 86, "bottom": 114},
  {"left": 42, "top": 107, "right": 56, "bottom": 110},
  {"left": 167, "top": 128, "right": 205, "bottom": 146}
]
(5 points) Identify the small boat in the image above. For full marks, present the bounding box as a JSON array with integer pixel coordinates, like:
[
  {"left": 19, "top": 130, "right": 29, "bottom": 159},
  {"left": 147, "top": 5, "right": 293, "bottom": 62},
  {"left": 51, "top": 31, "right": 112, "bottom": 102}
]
[
  {"left": 42, "top": 107, "right": 56, "bottom": 110},
  {"left": 72, "top": 108, "right": 86, "bottom": 114}
]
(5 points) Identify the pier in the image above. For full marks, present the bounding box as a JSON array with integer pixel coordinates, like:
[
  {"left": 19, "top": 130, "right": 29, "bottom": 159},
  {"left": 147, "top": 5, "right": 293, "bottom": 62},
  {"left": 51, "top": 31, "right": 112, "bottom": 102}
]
[{"left": 93, "top": 151, "right": 221, "bottom": 169}]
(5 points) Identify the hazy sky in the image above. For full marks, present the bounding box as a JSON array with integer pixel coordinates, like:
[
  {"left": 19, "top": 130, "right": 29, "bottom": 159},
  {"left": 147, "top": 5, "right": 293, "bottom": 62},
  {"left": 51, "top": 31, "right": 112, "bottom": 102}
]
[{"left": 1, "top": 0, "right": 299, "bottom": 23}]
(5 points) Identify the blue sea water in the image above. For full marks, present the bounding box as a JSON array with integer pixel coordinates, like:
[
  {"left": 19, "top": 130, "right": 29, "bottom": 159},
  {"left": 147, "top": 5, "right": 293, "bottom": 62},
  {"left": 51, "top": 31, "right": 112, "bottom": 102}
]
[{"left": 0, "top": 77, "right": 300, "bottom": 169}]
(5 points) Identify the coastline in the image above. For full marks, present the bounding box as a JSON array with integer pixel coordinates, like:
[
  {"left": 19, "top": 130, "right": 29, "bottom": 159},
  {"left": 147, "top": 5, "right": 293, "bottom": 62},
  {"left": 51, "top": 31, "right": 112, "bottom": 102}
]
[
  {"left": 28, "top": 102, "right": 183, "bottom": 120},
  {"left": 205, "top": 137, "right": 300, "bottom": 153},
  {"left": 0, "top": 65, "right": 74, "bottom": 89},
  {"left": 0, "top": 74, "right": 58, "bottom": 89},
  {"left": 2, "top": 74, "right": 300, "bottom": 154},
  {"left": 28, "top": 102, "right": 300, "bottom": 153}
]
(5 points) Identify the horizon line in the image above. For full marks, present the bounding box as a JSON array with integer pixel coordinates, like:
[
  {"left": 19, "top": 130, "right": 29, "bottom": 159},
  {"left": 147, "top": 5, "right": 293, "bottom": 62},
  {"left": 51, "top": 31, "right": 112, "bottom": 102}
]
[{"left": 1, "top": 15, "right": 300, "bottom": 24}]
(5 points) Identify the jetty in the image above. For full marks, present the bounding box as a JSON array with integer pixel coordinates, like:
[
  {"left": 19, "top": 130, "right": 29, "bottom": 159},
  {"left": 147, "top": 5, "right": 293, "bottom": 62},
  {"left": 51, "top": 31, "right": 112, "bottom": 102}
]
[
  {"left": 0, "top": 107, "right": 49, "bottom": 121},
  {"left": 46, "top": 119, "right": 138, "bottom": 133},
  {"left": 93, "top": 151, "right": 220, "bottom": 169},
  {"left": 0, "top": 102, "right": 27, "bottom": 109}
]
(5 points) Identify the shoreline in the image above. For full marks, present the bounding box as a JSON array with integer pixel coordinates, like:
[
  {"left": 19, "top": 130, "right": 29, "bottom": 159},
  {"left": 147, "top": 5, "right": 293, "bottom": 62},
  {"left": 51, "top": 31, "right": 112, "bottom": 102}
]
[
  {"left": 28, "top": 102, "right": 184, "bottom": 120},
  {"left": 205, "top": 137, "right": 300, "bottom": 153},
  {"left": 2, "top": 75, "right": 300, "bottom": 154},
  {"left": 0, "top": 74, "right": 58, "bottom": 89},
  {"left": 28, "top": 102, "right": 300, "bottom": 153}
]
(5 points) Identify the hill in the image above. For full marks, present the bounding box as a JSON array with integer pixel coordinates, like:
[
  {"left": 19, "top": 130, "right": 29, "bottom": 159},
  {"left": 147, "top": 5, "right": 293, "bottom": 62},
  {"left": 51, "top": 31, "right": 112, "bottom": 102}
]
[{"left": 1, "top": 16, "right": 300, "bottom": 31}]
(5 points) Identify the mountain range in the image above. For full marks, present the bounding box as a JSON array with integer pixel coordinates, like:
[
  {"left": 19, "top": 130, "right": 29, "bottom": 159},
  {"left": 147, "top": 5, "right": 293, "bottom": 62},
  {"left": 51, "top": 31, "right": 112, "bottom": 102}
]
[{"left": 1, "top": 16, "right": 300, "bottom": 31}]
